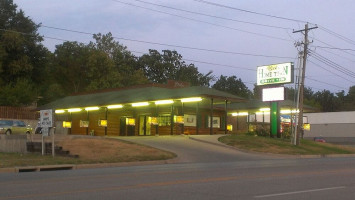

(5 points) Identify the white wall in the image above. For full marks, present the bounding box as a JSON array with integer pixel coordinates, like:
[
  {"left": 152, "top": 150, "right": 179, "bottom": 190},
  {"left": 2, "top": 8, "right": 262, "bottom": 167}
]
[{"left": 305, "top": 111, "right": 355, "bottom": 124}]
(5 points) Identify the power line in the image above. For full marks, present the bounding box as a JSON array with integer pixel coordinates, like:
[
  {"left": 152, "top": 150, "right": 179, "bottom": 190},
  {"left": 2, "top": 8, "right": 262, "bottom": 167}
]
[
  {"left": 306, "top": 76, "right": 347, "bottom": 90},
  {"left": 313, "top": 46, "right": 355, "bottom": 52},
  {"left": 0, "top": 28, "right": 262, "bottom": 73},
  {"left": 314, "top": 47, "right": 355, "bottom": 63},
  {"left": 308, "top": 60, "right": 355, "bottom": 84},
  {"left": 127, "top": 0, "right": 293, "bottom": 30},
  {"left": 131, "top": 49, "right": 256, "bottom": 72},
  {"left": 309, "top": 51, "right": 355, "bottom": 78},
  {"left": 192, "top": 0, "right": 310, "bottom": 24},
  {"left": 39, "top": 25, "right": 295, "bottom": 59},
  {"left": 318, "top": 25, "right": 355, "bottom": 46},
  {"left": 111, "top": 0, "right": 292, "bottom": 42},
  {"left": 313, "top": 38, "right": 355, "bottom": 58}
]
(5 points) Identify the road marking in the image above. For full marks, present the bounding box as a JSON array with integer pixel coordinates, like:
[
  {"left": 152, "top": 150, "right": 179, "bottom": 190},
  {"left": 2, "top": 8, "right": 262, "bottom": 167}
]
[{"left": 254, "top": 186, "right": 346, "bottom": 198}]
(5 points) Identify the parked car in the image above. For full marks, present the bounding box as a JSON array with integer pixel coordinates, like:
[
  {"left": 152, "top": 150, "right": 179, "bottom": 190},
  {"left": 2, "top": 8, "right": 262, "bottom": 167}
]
[
  {"left": 314, "top": 137, "right": 326, "bottom": 143},
  {"left": 0, "top": 120, "right": 33, "bottom": 135}
]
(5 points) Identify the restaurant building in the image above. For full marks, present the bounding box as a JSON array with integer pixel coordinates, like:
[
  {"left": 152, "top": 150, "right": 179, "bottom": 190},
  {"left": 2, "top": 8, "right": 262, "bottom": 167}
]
[{"left": 39, "top": 81, "right": 246, "bottom": 136}]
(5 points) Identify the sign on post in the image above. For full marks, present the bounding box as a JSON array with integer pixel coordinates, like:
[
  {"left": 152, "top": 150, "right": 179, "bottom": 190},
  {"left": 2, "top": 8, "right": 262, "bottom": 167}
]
[
  {"left": 257, "top": 62, "right": 294, "bottom": 86},
  {"left": 40, "top": 110, "right": 53, "bottom": 128},
  {"left": 39, "top": 110, "right": 54, "bottom": 156}
]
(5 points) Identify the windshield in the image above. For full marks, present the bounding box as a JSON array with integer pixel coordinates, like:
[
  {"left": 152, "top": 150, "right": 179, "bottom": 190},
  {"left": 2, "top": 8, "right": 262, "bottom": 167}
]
[{"left": 0, "top": 120, "right": 13, "bottom": 126}]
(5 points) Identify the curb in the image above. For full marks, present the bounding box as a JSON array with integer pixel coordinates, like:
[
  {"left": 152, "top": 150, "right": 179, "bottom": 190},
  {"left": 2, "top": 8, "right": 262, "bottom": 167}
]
[
  {"left": 0, "top": 160, "right": 172, "bottom": 174},
  {"left": 188, "top": 136, "right": 355, "bottom": 159}
]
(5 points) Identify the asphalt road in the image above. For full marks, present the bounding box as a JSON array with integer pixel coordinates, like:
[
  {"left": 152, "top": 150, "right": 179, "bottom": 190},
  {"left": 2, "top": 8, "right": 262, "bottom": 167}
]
[{"left": 1, "top": 136, "right": 355, "bottom": 200}]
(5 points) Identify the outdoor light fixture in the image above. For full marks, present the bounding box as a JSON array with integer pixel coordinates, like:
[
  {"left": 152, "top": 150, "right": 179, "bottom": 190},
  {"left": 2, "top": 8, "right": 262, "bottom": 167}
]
[
  {"left": 227, "top": 124, "right": 233, "bottom": 131},
  {"left": 155, "top": 100, "right": 174, "bottom": 105},
  {"left": 67, "top": 108, "right": 82, "bottom": 112},
  {"left": 259, "top": 108, "right": 271, "bottom": 112},
  {"left": 280, "top": 109, "right": 299, "bottom": 114},
  {"left": 132, "top": 102, "right": 149, "bottom": 107},
  {"left": 84, "top": 106, "right": 99, "bottom": 111},
  {"left": 98, "top": 119, "right": 107, "bottom": 127},
  {"left": 55, "top": 109, "right": 65, "bottom": 114},
  {"left": 107, "top": 104, "right": 123, "bottom": 109},
  {"left": 180, "top": 97, "right": 202, "bottom": 103},
  {"left": 63, "top": 121, "right": 72, "bottom": 128},
  {"left": 232, "top": 112, "right": 248, "bottom": 116}
]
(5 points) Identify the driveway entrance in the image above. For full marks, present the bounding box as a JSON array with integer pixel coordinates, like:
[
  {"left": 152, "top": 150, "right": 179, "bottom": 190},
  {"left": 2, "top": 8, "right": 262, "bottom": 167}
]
[{"left": 116, "top": 135, "right": 275, "bottom": 163}]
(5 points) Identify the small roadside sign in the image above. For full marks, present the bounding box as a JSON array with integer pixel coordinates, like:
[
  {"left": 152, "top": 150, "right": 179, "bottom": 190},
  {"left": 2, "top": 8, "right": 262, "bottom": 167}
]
[
  {"left": 41, "top": 127, "right": 49, "bottom": 136},
  {"left": 40, "top": 110, "right": 53, "bottom": 128}
]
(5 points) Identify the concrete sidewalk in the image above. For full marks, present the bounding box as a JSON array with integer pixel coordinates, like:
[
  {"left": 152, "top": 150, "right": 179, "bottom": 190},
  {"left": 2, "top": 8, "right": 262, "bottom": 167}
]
[{"left": 188, "top": 134, "right": 232, "bottom": 148}]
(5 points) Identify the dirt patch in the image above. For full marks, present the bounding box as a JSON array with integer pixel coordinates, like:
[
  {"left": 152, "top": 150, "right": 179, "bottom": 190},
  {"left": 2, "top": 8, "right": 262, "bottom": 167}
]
[{"left": 57, "top": 137, "right": 176, "bottom": 163}]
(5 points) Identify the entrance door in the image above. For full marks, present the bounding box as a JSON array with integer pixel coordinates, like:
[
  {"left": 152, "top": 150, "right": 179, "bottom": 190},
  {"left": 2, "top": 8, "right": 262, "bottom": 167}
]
[
  {"left": 139, "top": 116, "right": 151, "bottom": 136},
  {"left": 120, "top": 117, "right": 135, "bottom": 136}
]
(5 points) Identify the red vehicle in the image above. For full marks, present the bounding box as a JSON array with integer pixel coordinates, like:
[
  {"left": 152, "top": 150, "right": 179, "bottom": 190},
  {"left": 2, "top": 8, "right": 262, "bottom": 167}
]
[{"left": 314, "top": 137, "right": 326, "bottom": 143}]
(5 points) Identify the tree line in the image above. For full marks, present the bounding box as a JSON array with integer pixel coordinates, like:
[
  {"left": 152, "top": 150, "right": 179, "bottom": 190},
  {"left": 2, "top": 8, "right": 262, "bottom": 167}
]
[{"left": 0, "top": 0, "right": 354, "bottom": 112}]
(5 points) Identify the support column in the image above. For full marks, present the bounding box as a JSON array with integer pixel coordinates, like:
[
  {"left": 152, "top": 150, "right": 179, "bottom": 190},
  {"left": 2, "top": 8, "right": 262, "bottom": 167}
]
[
  {"left": 210, "top": 98, "right": 213, "bottom": 135},
  {"left": 224, "top": 100, "right": 228, "bottom": 134},
  {"left": 86, "top": 111, "right": 89, "bottom": 135},
  {"left": 170, "top": 105, "right": 174, "bottom": 135},
  {"left": 181, "top": 102, "right": 184, "bottom": 135},
  {"left": 155, "top": 105, "right": 159, "bottom": 136},
  {"left": 104, "top": 108, "right": 108, "bottom": 136},
  {"left": 196, "top": 102, "right": 199, "bottom": 135}
]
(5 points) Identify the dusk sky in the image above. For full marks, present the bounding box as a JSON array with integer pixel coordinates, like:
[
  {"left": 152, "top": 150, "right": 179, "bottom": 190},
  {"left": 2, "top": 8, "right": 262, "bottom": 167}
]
[{"left": 13, "top": 0, "right": 355, "bottom": 94}]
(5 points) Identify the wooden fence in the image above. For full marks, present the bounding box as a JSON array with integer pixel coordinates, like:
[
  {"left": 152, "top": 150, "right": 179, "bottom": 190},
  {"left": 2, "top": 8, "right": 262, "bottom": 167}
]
[{"left": 0, "top": 106, "right": 39, "bottom": 120}]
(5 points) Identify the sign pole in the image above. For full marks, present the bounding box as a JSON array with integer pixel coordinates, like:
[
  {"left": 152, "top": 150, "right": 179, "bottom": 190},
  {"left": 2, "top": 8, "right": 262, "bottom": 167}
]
[{"left": 270, "top": 102, "right": 280, "bottom": 138}]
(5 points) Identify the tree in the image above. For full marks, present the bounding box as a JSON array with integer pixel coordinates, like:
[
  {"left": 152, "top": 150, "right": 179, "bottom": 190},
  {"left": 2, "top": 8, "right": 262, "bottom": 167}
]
[
  {"left": 139, "top": 49, "right": 213, "bottom": 86},
  {"left": 90, "top": 33, "right": 148, "bottom": 87},
  {"left": 213, "top": 75, "right": 252, "bottom": 98},
  {"left": 0, "top": 0, "right": 50, "bottom": 106},
  {"left": 52, "top": 41, "right": 90, "bottom": 94},
  {"left": 314, "top": 90, "right": 340, "bottom": 112}
]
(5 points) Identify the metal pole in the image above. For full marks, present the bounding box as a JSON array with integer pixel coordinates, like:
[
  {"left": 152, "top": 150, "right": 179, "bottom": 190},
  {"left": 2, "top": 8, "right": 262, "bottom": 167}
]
[{"left": 210, "top": 98, "right": 213, "bottom": 135}]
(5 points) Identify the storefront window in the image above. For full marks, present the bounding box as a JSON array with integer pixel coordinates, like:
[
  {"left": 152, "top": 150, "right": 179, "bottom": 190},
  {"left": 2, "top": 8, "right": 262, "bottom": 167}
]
[{"left": 158, "top": 115, "right": 171, "bottom": 126}]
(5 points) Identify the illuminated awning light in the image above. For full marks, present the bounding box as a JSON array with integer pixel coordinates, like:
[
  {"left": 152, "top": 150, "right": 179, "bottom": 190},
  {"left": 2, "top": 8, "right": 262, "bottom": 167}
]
[
  {"left": 181, "top": 97, "right": 202, "bottom": 103},
  {"left": 68, "top": 108, "right": 82, "bottom": 112},
  {"left": 55, "top": 109, "right": 65, "bottom": 114},
  {"left": 155, "top": 99, "right": 174, "bottom": 105},
  {"left": 280, "top": 109, "right": 299, "bottom": 114},
  {"left": 107, "top": 104, "right": 123, "bottom": 109},
  {"left": 85, "top": 106, "right": 99, "bottom": 111},
  {"left": 132, "top": 102, "right": 149, "bottom": 107},
  {"left": 232, "top": 112, "right": 248, "bottom": 116},
  {"left": 259, "top": 108, "right": 271, "bottom": 112}
]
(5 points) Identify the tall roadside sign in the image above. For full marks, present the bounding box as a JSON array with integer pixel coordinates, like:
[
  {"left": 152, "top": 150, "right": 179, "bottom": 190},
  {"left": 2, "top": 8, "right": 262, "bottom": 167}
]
[{"left": 257, "top": 62, "right": 294, "bottom": 138}]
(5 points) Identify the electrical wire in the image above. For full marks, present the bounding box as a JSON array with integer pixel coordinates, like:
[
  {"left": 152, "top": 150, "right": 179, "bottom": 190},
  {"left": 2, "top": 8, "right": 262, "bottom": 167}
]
[
  {"left": 314, "top": 47, "right": 355, "bottom": 63},
  {"left": 309, "top": 51, "right": 355, "bottom": 78},
  {"left": 318, "top": 25, "right": 355, "bottom": 46},
  {"left": 126, "top": 0, "right": 293, "bottom": 30},
  {"left": 0, "top": 28, "right": 262, "bottom": 73},
  {"left": 306, "top": 77, "right": 347, "bottom": 90},
  {"left": 192, "top": 0, "right": 310, "bottom": 24},
  {"left": 308, "top": 60, "right": 355, "bottom": 84},
  {"left": 111, "top": 0, "right": 292, "bottom": 42},
  {"left": 313, "top": 46, "right": 355, "bottom": 52},
  {"left": 39, "top": 25, "right": 295, "bottom": 59},
  {"left": 313, "top": 38, "right": 355, "bottom": 57}
]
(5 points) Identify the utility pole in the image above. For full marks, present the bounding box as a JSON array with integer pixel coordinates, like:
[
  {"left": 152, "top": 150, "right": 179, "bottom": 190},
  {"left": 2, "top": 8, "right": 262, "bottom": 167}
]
[{"left": 293, "top": 23, "right": 317, "bottom": 145}]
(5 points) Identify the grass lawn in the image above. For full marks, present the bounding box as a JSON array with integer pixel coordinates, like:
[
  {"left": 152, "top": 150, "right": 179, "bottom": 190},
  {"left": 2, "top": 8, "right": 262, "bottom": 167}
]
[
  {"left": 219, "top": 134, "right": 355, "bottom": 155},
  {"left": 0, "top": 137, "right": 176, "bottom": 168}
]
